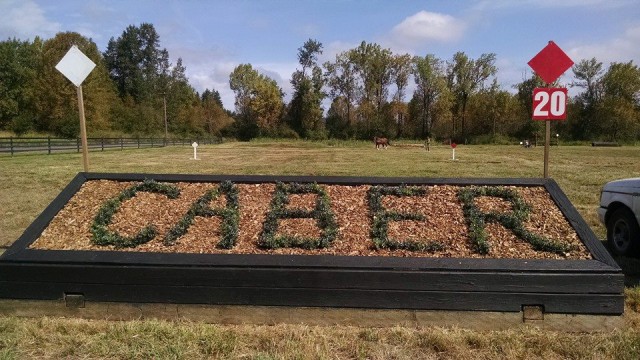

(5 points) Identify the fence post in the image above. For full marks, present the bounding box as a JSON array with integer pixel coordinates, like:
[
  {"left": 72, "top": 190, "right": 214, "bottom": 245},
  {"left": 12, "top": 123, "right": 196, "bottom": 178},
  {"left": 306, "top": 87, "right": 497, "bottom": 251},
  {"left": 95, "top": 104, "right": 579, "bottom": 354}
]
[
  {"left": 151, "top": 137, "right": 154, "bottom": 147},
  {"left": 48, "top": 137, "right": 51, "bottom": 155},
  {"left": 10, "top": 137, "right": 13, "bottom": 156},
  {"left": 77, "top": 138, "right": 80, "bottom": 153},
  {"left": 101, "top": 138, "right": 104, "bottom": 151},
  {"left": 137, "top": 138, "right": 140, "bottom": 149},
  {"left": 120, "top": 137, "right": 123, "bottom": 150}
]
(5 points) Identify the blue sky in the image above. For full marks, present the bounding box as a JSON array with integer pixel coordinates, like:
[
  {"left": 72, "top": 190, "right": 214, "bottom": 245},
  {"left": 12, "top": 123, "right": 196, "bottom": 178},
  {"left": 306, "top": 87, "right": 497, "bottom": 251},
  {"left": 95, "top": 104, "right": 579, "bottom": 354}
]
[{"left": 1, "top": 0, "right": 639, "bottom": 109}]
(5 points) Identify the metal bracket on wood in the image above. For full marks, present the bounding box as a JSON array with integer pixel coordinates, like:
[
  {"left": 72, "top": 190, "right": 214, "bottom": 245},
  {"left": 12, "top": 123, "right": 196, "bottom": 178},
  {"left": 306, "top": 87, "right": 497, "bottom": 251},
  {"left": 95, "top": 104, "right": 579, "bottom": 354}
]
[
  {"left": 64, "top": 293, "right": 85, "bottom": 308},
  {"left": 522, "top": 305, "right": 544, "bottom": 322}
]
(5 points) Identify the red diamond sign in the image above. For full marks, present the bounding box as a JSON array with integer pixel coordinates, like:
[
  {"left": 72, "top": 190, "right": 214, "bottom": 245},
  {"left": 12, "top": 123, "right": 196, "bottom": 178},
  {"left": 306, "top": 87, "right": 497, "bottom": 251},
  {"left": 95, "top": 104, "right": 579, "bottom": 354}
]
[{"left": 527, "top": 41, "right": 574, "bottom": 84}]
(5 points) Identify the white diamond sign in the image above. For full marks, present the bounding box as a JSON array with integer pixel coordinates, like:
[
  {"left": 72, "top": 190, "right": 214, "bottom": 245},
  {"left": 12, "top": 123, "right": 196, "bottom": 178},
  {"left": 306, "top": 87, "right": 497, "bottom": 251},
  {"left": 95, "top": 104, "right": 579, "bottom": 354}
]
[{"left": 55, "top": 45, "right": 96, "bottom": 87}]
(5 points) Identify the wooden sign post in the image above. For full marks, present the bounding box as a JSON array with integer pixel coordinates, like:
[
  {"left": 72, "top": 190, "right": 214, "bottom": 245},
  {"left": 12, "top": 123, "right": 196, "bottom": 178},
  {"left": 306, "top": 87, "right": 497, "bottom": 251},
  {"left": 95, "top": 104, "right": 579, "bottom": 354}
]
[
  {"left": 55, "top": 46, "right": 96, "bottom": 172},
  {"left": 527, "top": 41, "right": 573, "bottom": 178}
]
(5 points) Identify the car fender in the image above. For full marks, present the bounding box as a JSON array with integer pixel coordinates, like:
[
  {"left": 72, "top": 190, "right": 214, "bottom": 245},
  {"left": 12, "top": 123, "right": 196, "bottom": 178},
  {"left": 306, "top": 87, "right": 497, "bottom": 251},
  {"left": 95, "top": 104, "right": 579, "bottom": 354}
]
[{"left": 602, "top": 191, "right": 637, "bottom": 224}]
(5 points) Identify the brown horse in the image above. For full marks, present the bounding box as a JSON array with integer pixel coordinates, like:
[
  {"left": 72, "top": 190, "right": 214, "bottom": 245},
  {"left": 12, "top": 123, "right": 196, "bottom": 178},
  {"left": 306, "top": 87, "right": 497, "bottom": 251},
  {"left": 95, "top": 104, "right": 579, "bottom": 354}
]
[{"left": 373, "top": 137, "right": 389, "bottom": 149}]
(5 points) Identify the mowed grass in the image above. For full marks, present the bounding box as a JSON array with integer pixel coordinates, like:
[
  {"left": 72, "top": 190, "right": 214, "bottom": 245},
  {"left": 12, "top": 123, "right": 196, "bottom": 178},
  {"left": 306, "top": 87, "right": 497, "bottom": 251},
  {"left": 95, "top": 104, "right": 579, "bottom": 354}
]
[
  {"left": 2, "top": 140, "right": 638, "bottom": 246},
  {"left": 1, "top": 140, "right": 640, "bottom": 359}
]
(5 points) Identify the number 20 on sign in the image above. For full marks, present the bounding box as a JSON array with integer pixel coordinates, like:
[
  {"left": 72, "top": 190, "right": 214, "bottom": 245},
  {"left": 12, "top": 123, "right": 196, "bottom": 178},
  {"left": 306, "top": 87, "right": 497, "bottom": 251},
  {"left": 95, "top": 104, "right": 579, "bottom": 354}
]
[{"left": 532, "top": 88, "right": 567, "bottom": 120}]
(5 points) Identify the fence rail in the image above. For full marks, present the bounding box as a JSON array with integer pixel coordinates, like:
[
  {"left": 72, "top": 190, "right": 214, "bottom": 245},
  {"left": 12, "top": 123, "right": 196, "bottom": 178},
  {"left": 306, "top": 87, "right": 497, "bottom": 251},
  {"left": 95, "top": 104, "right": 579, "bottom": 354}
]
[{"left": 0, "top": 137, "right": 222, "bottom": 155}]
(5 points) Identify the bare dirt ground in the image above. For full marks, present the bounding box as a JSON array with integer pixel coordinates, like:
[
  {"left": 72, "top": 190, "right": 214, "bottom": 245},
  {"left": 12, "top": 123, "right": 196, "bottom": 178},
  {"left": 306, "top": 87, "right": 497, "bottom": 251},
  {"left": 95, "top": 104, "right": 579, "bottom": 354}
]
[{"left": 31, "top": 180, "right": 591, "bottom": 259}]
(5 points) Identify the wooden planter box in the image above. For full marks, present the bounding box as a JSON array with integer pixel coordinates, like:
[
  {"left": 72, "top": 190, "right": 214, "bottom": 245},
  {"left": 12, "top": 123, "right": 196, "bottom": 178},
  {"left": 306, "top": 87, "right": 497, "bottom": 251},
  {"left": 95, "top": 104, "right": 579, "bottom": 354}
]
[{"left": 0, "top": 173, "right": 624, "bottom": 316}]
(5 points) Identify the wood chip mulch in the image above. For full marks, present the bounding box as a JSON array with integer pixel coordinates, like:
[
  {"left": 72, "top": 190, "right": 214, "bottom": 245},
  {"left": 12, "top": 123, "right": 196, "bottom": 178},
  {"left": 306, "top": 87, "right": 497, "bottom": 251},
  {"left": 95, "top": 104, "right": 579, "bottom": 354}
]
[{"left": 30, "top": 180, "right": 591, "bottom": 260}]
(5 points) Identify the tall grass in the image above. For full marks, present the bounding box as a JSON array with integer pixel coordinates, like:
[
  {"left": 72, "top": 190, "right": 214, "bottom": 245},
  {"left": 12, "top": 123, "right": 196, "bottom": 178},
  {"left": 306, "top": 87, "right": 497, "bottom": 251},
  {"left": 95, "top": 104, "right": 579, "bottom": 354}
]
[{"left": 1, "top": 314, "right": 639, "bottom": 359}]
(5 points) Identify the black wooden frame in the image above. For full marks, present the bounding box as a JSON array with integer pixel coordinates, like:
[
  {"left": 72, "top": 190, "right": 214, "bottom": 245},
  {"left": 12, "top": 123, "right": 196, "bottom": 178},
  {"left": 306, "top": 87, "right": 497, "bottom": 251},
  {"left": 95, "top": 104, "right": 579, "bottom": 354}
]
[{"left": 0, "top": 173, "right": 624, "bottom": 315}]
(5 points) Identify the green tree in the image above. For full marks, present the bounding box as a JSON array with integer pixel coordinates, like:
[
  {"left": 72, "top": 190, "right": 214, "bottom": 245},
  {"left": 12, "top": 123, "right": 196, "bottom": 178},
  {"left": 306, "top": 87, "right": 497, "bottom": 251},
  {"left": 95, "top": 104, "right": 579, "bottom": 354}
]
[
  {"left": 349, "top": 41, "right": 394, "bottom": 137},
  {"left": 598, "top": 61, "right": 640, "bottom": 141},
  {"left": 202, "top": 88, "right": 224, "bottom": 108},
  {"left": 446, "top": 52, "right": 497, "bottom": 142},
  {"left": 0, "top": 38, "right": 41, "bottom": 134},
  {"left": 389, "top": 53, "right": 412, "bottom": 137},
  {"left": 167, "top": 58, "right": 201, "bottom": 135},
  {"left": 325, "top": 96, "right": 352, "bottom": 139},
  {"left": 324, "top": 52, "right": 357, "bottom": 136},
  {"left": 287, "top": 39, "right": 326, "bottom": 139},
  {"left": 514, "top": 73, "right": 552, "bottom": 142},
  {"left": 411, "top": 54, "right": 449, "bottom": 138},
  {"left": 103, "top": 23, "right": 170, "bottom": 103},
  {"left": 466, "top": 80, "right": 519, "bottom": 141},
  {"left": 571, "top": 58, "right": 605, "bottom": 139}
]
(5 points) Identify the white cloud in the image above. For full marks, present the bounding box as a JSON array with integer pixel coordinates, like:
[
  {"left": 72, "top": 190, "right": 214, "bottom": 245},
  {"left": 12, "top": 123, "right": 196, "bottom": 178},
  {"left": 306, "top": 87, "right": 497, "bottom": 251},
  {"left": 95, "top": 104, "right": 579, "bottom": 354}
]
[
  {"left": 389, "top": 10, "right": 466, "bottom": 47},
  {"left": 567, "top": 24, "right": 640, "bottom": 65},
  {"left": 254, "top": 62, "right": 299, "bottom": 101},
  {"left": 317, "top": 40, "right": 358, "bottom": 64},
  {"left": 188, "top": 61, "right": 238, "bottom": 110},
  {"left": 0, "top": 0, "right": 60, "bottom": 40},
  {"left": 186, "top": 61, "right": 299, "bottom": 111},
  {"left": 295, "top": 23, "right": 320, "bottom": 38}
]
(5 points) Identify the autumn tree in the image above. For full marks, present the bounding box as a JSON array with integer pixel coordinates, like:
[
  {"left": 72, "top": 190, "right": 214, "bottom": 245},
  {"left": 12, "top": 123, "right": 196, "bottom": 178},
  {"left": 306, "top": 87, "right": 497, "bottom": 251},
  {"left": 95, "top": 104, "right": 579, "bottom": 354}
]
[
  {"left": 35, "top": 32, "right": 117, "bottom": 137},
  {"left": 200, "top": 89, "right": 234, "bottom": 135},
  {"left": 229, "top": 64, "right": 284, "bottom": 140}
]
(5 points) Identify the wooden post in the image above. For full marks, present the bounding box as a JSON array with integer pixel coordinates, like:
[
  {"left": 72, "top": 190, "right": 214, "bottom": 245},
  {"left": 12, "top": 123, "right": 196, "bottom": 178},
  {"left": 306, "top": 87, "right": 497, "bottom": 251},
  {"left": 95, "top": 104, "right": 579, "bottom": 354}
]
[
  {"left": 10, "top": 137, "right": 13, "bottom": 156},
  {"left": 544, "top": 120, "right": 550, "bottom": 178},
  {"left": 77, "top": 86, "right": 89, "bottom": 171}
]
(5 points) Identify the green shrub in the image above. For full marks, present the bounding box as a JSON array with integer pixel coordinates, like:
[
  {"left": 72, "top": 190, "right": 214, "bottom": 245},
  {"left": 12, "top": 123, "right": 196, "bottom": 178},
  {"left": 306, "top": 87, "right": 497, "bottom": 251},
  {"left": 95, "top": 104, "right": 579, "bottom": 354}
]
[
  {"left": 91, "top": 180, "right": 180, "bottom": 248},
  {"left": 368, "top": 185, "right": 444, "bottom": 252},
  {"left": 457, "top": 186, "right": 573, "bottom": 255},
  {"left": 259, "top": 182, "right": 338, "bottom": 249},
  {"left": 164, "top": 181, "right": 240, "bottom": 249}
]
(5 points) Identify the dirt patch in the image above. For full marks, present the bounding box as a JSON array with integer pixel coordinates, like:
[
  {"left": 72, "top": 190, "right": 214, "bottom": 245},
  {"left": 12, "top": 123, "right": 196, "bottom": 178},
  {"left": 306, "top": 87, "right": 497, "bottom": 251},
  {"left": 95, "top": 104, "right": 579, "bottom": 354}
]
[{"left": 31, "top": 180, "right": 591, "bottom": 259}]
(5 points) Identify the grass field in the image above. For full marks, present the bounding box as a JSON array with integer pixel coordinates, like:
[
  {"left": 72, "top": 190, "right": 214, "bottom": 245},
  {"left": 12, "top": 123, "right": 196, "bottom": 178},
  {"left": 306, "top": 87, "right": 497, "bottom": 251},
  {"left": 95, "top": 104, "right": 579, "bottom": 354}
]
[{"left": 1, "top": 140, "right": 640, "bottom": 359}]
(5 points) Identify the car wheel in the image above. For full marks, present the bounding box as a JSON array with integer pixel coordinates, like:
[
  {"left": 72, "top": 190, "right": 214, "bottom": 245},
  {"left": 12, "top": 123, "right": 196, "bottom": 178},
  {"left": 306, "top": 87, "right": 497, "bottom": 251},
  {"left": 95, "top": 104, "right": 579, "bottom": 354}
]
[{"left": 607, "top": 208, "right": 640, "bottom": 257}]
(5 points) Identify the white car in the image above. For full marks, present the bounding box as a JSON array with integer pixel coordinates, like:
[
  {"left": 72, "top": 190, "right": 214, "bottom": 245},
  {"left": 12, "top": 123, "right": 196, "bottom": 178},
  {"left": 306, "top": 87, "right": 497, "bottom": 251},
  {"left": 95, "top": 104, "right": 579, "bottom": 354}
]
[{"left": 598, "top": 178, "right": 640, "bottom": 256}]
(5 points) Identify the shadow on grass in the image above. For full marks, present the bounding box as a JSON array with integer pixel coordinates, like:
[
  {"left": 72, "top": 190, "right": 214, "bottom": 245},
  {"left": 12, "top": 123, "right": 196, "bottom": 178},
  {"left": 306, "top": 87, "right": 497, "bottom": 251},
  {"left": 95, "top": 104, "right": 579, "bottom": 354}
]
[{"left": 601, "top": 240, "right": 640, "bottom": 287}]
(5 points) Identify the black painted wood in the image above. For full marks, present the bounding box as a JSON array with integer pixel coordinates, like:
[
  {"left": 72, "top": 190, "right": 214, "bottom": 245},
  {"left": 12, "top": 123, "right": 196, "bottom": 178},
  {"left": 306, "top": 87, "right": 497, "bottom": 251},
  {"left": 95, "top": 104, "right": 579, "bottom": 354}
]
[
  {"left": 3, "top": 172, "right": 87, "bottom": 258},
  {"left": 0, "top": 263, "right": 622, "bottom": 293},
  {"left": 0, "top": 173, "right": 624, "bottom": 315},
  {"left": 0, "top": 281, "right": 624, "bottom": 314},
  {"left": 1, "top": 249, "right": 619, "bottom": 272},
  {"left": 0, "top": 173, "right": 86, "bottom": 259},
  {"left": 83, "top": 172, "right": 550, "bottom": 187},
  {"left": 544, "top": 179, "right": 619, "bottom": 268}
]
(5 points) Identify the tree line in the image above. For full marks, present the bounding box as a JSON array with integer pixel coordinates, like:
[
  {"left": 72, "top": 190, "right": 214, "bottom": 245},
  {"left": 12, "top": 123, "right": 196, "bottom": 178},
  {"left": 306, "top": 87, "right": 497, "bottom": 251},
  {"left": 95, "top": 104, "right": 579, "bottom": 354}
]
[{"left": 1, "top": 23, "right": 639, "bottom": 143}]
